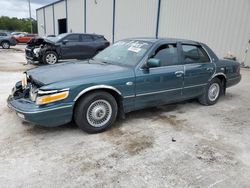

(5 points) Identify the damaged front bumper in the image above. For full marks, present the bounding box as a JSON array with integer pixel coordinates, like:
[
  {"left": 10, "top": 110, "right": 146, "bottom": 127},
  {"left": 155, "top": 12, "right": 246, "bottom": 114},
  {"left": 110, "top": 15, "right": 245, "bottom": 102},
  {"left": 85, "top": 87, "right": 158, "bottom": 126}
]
[{"left": 7, "top": 86, "right": 74, "bottom": 127}]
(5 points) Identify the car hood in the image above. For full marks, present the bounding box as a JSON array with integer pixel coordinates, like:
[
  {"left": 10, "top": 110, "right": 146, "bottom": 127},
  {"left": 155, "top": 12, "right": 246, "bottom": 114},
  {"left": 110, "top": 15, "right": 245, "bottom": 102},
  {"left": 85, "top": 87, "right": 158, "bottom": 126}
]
[
  {"left": 27, "top": 37, "right": 55, "bottom": 46},
  {"left": 26, "top": 60, "right": 130, "bottom": 86}
]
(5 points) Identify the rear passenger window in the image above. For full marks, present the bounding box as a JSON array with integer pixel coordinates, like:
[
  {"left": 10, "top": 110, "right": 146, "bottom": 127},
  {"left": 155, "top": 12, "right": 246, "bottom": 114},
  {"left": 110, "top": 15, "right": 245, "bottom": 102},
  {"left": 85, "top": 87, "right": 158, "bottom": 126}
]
[
  {"left": 182, "top": 45, "right": 210, "bottom": 63},
  {"left": 82, "top": 35, "right": 93, "bottom": 42},
  {"left": 151, "top": 44, "right": 179, "bottom": 66}
]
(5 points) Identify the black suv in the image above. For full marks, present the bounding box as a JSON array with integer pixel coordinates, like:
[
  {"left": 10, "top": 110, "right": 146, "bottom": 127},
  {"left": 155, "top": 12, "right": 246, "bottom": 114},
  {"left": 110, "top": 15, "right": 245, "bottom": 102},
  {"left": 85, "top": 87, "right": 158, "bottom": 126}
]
[{"left": 25, "top": 33, "right": 110, "bottom": 64}]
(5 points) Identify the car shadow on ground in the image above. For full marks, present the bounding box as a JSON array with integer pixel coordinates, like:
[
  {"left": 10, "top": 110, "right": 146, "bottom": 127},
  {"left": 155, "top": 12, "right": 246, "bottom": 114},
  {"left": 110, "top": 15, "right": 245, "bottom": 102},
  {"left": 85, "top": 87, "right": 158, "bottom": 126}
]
[{"left": 22, "top": 99, "right": 199, "bottom": 135}]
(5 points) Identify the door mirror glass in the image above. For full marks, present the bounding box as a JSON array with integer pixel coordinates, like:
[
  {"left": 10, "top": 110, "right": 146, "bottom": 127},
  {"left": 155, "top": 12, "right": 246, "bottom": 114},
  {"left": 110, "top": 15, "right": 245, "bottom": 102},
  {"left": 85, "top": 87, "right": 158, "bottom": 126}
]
[{"left": 147, "top": 58, "right": 160, "bottom": 68}]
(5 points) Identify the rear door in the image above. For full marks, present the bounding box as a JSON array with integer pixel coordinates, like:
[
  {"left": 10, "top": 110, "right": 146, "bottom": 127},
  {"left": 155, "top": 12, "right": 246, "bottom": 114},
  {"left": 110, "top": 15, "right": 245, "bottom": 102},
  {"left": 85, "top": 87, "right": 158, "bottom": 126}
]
[
  {"left": 135, "top": 42, "right": 184, "bottom": 110},
  {"left": 181, "top": 44, "right": 215, "bottom": 99},
  {"left": 60, "top": 34, "right": 81, "bottom": 59},
  {"left": 78, "top": 34, "right": 97, "bottom": 59}
]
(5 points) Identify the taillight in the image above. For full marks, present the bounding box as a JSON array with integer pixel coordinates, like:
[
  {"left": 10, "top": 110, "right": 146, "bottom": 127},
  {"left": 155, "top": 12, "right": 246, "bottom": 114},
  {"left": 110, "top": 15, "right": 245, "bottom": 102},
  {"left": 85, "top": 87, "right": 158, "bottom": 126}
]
[{"left": 236, "top": 65, "right": 240, "bottom": 74}]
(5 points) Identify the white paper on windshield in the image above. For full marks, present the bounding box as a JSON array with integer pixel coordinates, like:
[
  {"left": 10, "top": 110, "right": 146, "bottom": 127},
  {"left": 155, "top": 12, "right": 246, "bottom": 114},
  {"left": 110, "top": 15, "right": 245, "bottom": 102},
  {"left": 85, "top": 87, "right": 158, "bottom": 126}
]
[{"left": 128, "top": 46, "right": 141, "bottom": 53}]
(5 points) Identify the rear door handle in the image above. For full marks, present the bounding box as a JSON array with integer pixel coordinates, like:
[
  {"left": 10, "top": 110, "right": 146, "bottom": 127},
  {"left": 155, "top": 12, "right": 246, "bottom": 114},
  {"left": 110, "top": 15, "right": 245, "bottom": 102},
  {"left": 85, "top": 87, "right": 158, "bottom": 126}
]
[{"left": 175, "top": 71, "right": 184, "bottom": 77}]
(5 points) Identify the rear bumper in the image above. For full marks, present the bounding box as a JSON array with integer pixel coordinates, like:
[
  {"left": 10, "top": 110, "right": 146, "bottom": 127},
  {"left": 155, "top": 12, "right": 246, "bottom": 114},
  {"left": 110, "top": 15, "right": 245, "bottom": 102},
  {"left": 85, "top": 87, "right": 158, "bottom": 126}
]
[
  {"left": 7, "top": 95, "right": 74, "bottom": 127},
  {"left": 227, "top": 75, "right": 241, "bottom": 88}
]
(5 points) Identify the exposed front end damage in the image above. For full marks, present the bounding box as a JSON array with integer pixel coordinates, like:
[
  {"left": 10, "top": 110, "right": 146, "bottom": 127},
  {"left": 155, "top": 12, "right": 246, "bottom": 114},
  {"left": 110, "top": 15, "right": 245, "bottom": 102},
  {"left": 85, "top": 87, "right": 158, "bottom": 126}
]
[
  {"left": 25, "top": 38, "right": 58, "bottom": 63},
  {"left": 7, "top": 73, "right": 73, "bottom": 127}
]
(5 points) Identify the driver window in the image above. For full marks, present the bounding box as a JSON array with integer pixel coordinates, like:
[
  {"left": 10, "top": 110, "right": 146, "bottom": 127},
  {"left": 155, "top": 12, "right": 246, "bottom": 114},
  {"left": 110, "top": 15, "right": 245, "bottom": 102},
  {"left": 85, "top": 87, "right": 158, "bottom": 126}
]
[{"left": 151, "top": 44, "right": 179, "bottom": 66}]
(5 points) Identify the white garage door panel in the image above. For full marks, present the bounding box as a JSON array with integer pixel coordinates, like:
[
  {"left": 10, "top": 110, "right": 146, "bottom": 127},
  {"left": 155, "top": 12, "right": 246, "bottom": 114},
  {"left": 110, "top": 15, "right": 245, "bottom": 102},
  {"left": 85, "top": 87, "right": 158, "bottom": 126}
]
[
  {"left": 54, "top": 1, "right": 66, "bottom": 35},
  {"left": 115, "top": 0, "right": 158, "bottom": 41},
  {"left": 44, "top": 6, "right": 54, "bottom": 36},
  {"left": 37, "top": 9, "right": 44, "bottom": 36},
  {"left": 86, "top": 0, "right": 113, "bottom": 42},
  {"left": 67, "top": 0, "right": 84, "bottom": 33}
]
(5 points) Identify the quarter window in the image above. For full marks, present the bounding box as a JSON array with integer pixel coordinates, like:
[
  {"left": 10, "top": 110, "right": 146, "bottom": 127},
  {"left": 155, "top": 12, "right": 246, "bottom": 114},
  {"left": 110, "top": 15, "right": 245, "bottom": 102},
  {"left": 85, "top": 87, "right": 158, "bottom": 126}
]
[
  {"left": 151, "top": 44, "right": 179, "bottom": 66},
  {"left": 182, "top": 45, "right": 210, "bottom": 63}
]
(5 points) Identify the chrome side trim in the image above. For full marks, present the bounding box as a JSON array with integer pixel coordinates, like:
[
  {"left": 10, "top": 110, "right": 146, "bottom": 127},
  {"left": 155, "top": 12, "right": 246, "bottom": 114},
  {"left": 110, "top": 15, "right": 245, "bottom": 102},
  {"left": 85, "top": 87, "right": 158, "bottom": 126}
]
[
  {"left": 209, "top": 72, "right": 227, "bottom": 81},
  {"left": 123, "top": 95, "right": 136, "bottom": 99},
  {"left": 8, "top": 103, "right": 73, "bottom": 114},
  {"left": 38, "top": 88, "right": 69, "bottom": 95},
  {"left": 135, "top": 83, "right": 207, "bottom": 97},
  {"left": 74, "top": 85, "right": 122, "bottom": 101},
  {"left": 136, "top": 88, "right": 182, "bottom": 97},
  {"left": 184, "top": 83, "right": 207, "bottom": 89},
  {"left": 227, "top": 76, "right": 240, "bottom": 81}
]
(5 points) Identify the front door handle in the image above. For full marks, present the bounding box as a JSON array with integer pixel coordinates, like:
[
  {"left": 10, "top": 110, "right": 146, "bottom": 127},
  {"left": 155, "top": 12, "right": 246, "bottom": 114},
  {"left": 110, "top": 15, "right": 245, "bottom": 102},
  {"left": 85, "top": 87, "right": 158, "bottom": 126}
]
[
  {"left": 206, "top": 67, "right": 214, "bottom": 72},
  {"left": 175, "top": 71, "right": 184, "bottom": 77}
]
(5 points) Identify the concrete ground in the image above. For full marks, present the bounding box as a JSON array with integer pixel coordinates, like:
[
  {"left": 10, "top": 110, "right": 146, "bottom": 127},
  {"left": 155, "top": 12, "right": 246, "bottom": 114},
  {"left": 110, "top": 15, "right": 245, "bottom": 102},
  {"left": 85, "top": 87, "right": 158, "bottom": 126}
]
[{"left": 0, "top": 45, "right": 250, "bottom": 188}]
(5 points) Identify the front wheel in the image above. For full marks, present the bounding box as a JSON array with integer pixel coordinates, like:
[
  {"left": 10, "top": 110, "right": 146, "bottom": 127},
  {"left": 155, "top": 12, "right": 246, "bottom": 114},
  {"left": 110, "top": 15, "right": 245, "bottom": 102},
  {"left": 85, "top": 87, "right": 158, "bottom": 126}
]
[
  {"left": 74, "top": 91, "right": 118, "bottom": 133},
  {"left": 1, "top": 41, "right": 10, "bottom": 49},
  {"left": 43, "top": 51, "right": 58, "bottom": 64},
  {"left": 199, "top": 78, "right": 222, "bottom": 105}
]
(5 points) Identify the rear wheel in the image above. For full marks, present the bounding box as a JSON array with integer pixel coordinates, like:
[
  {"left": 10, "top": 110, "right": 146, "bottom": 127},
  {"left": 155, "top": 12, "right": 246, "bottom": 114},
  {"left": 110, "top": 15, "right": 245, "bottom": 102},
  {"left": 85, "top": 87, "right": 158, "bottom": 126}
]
[
  {"left": 43, "top": 51, "right": 58, "bottom": 64},
  {"left": 199, "top": 78, "right": 222, "bottom": 105},
  {"left": 1, "top": 41, "right": 10, "bottom": 49},
  {"left": 74, "top": 91, "right": 118, "bottom": 133}
]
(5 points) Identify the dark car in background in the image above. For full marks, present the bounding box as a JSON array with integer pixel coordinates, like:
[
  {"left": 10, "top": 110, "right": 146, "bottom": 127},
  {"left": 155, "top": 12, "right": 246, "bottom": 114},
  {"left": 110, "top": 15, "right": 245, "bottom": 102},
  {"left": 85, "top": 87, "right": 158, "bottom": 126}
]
[
  {"left": 0, "top": 32, "right": 17, "bottom": 49},
  {"left": 25, "top": 33, "right": 110, "bottom": 64}
]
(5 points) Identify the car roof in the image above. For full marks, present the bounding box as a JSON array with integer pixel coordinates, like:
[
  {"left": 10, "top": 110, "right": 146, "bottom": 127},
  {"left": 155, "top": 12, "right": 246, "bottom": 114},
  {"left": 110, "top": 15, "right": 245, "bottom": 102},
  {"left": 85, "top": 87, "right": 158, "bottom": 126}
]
[
  {"left": 64, "top": 33, "right": 103, "bottom": 37},
  {"left": 126, "top": 37, "right": 200, "bottom": 45}
]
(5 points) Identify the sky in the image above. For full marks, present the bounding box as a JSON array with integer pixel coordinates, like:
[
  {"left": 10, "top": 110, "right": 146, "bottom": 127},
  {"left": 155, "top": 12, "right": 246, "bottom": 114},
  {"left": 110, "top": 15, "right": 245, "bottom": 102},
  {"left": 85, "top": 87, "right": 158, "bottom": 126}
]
[{"left": 0, "top": 0, "right": 57, "bottom": 19}]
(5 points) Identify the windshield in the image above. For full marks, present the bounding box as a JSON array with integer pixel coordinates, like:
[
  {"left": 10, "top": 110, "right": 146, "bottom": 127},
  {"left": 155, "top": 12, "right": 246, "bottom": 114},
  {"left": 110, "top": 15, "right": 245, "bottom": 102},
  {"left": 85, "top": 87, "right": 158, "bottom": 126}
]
[
  {"left": 93, "top": 40, "right": 152, "bottom": 66},
  {"left": 47, "top": 33, "right": 68, "bottom": 42}
]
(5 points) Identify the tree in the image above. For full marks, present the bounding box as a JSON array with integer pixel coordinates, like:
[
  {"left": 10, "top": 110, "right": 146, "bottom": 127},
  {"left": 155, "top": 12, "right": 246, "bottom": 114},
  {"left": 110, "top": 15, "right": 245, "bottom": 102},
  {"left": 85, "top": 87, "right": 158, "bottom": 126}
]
[{"left": 0, "top": 16, "right": 37, "bottom": 33}]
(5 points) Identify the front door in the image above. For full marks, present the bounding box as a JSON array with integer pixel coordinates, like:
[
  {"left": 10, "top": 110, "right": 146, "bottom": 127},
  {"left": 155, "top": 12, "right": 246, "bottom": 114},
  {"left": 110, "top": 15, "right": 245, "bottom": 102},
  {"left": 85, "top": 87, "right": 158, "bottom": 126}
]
[
  {"left": 60, "top": 34, "right": 81, "bottom": 59},
  {"left": 135, "top": 43, "right": 184, "bottom": 110},
  {"left": 181, "top": 44, "right": 215, "bottom": 99}
]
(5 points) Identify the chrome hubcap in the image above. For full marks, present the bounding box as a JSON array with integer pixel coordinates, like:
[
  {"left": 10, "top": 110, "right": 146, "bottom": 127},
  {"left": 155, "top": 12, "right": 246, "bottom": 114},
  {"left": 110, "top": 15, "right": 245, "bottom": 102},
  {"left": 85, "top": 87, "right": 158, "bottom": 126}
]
[
  {"left": 46, "top": 53, "right": 57, "bottom": 64},
  {"left": 86, "top": 99, "right": 112, "bottom": 127},
  {"left": 208, "top": 83, "right": 220, "bottom": 101}
]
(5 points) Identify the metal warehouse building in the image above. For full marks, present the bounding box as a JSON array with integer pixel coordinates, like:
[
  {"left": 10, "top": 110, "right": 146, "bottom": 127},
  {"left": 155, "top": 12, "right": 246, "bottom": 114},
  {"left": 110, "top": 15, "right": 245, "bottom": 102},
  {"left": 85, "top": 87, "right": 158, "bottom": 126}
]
[{"left": 37, "top": 0, "right": 250, "bottom": 65}]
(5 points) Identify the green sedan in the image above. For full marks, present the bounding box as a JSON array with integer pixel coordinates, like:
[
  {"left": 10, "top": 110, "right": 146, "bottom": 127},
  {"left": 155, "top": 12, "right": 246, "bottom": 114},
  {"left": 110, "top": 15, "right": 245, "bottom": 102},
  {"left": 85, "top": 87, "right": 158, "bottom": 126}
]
[{"left": 7, "top": 38, "right": 241, "bottom": 133}]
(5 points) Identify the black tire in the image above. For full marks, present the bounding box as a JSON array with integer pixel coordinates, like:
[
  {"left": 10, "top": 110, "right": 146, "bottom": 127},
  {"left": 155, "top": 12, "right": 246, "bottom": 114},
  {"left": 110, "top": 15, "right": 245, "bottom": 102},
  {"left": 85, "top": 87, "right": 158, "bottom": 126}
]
[
  {"left": 1, "top": 41, "right": 10, "bottom": 49},
  {"left": 42, "top": 51, "right": 58, "bottom": 64},
  {"left": 74, "top": 91, "right": 118, "bottom": 133},
  {"left": 199, "top": 78, "right": 222, "bottom": 105}
]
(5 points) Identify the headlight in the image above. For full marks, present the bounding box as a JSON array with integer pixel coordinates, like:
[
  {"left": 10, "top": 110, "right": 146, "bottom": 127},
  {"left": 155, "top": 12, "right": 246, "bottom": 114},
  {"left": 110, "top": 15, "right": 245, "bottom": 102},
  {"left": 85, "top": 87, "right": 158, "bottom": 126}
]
[
  {"left": 36, "top": 90, "right": 69, "bottom": 105},
  {"left": 21, "top": 74, "right": 27, "bottom": 88},
  {"left": 33, "top": 48, "right": 41, "bottom": 57}
]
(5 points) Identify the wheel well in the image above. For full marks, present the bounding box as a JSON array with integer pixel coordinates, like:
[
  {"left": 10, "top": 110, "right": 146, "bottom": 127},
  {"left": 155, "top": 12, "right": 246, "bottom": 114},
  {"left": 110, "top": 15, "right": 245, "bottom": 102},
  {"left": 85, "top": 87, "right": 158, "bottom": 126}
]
[
  {"left": 215, "top": 75, "right": 226, "bottom": 94},
  {"left": 73, "top": 88, "right": 125, "bottom": 118},
  {"left": 1, "top": 40, "right": 10, "bottom": 44}
]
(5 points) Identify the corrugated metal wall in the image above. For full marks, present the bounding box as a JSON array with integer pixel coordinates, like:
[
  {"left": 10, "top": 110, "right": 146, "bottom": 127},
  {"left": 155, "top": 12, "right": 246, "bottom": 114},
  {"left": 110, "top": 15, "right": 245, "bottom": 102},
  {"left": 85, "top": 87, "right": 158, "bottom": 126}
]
[
  {"left": 54, "top": 1, "right": 66, "bottom": 35},
  {"left": 67, "top": 0, "right": 84, "bottom": 33},
  {"left": 36, "top": 0, "right": 250, "bottom": 65},
  {"left": 86, "top": 0, "right": 113, "bottom": 42},
  {"left": 44, "top": 6, "right": 54, "bottom": 36},
  {"left": 37, "top": 9, "right": 45, "bottom": 36},
  {"left": 159, "top": 0, "right": 250, "bottom": 62},
  {"left": 115, "top": 0, "right": 158, "bottom": 40}
]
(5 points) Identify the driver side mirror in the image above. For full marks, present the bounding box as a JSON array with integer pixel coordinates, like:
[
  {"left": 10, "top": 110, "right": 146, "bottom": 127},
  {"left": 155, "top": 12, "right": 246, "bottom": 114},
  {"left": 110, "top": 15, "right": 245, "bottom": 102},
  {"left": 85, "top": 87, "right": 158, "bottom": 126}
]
[
  {"left": 62, "top": 39, "right": 68, "bottom": 45},
  {"left": 146, "top": 58, "right": 161, "bottom": 68}
]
